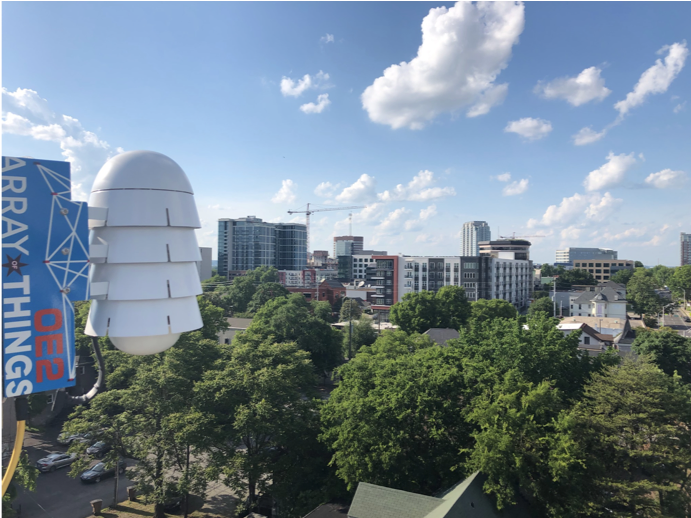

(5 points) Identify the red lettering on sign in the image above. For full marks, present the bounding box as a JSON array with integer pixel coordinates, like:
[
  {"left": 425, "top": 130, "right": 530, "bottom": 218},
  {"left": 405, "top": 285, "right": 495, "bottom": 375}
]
[
  {"left": 35, "top": 334, "right": 63, "bottom": 357},
  {"left": 35, "top": 308, "right": 62, "bottom": 332},
  {"left": 36, "top": 359, "right": 64, "bottom": 382}
]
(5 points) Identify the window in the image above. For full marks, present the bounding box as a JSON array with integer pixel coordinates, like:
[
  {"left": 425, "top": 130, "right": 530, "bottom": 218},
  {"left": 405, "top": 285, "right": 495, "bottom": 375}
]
[
  {"left": 584, "top": 336, "right": 590, "bottom": 345},
  {"left": 578, "top": 304, "right": 582, "bottom": 310},
  {"left": 595, "top": 269, "right": 601, "bottom": 274},
  {"left": 225, "top": 338, "right": 230, "bottom": 344},
  {"left": 589, "top": 263, "right": 594, "bottom": 267},
  {"left": 595, "top": 263, "right": 601, "bottom": 267},
  {"left": 603, "top": 263, "right": 610, "bottom": 267}
]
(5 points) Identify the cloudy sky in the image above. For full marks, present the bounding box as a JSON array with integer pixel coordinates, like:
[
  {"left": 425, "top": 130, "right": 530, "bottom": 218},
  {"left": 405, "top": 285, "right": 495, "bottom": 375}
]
[{"left": 3, "top": 2, "right": 689, "bottom": 266}]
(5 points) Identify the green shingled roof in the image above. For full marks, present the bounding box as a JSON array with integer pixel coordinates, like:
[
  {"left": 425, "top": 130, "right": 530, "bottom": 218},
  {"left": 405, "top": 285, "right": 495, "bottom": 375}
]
[{"left": 348, "top": 483, "right": 442, "bottom": 518}]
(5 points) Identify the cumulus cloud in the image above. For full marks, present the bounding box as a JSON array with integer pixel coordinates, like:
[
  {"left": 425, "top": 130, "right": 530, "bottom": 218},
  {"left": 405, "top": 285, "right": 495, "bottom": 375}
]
[
  {"left": 502, "top": 178, "right": 529, "bottom": 196},
  {"left": 572, "top": 126, "right": 607, "bottom": 146},
  {"left": 280, "top": 70, "right": 330, "bottom": 97},
  {"left": 271, "top": 179, "right": 297, "bottom": 204},
  {"left": 300, "top": 93, "right": 331, "bottom": 114},
  {"left": 377, "top": 207, "right": 411, "bottom": 232},
  {"left": 378, "top": 170, "right": 456, "bottom": 202},
  {"left": 320, "top": 33, "right": 335, "bottom": 44},
  {"left": 335, "top": 174, "right": 377, "bottom": 203},
  {"left": 504, "top": 117, "right": 552, "bottom": 141},
  {"left": 614, "top": 41, "right": 688, "bottom": 117},
  {"left": 534, "top": 66, "right": 611, "bottom": 106},
  {"left": 418, "top": 204, "right": 437, "bottom": 221},
  {"left": 314, "top": 181, "right": 339, "bottom": 197},
  {"left": 2, "top": 87, "right": 123, "bottom": 200},
  {"left": 583, "top": 152, "right": 637, "bottom": 191},
  {"left": 361, "top": 1, "right": 524, "bottom": 129},
  {"left": 644, "top": 169, "right": 687, "bottom": 189},
  {"left": 528, "top": 191, "right": 622, "bottom": 228},
  {"left": 495, "top": 172, "right": 512, "bottom": 182}
]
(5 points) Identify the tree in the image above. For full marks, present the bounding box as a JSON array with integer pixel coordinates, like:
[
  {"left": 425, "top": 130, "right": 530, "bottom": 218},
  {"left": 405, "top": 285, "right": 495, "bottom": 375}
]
[
  {"left": 389, "top": 287, "right": 470, "bottom": 334},
  {"left": 345, "top": 316, "right": 378, "bottom": 354},
  {"left": 670, "top": 265, "right": 691, "bottom": 301},
  {"left": 540, "top": 264, "right": 565, "bottom": 277},
  {"left": 201, "top": 274, "right": 228, "bottom": 291},
  {"left": 321, "top": 333, "right": 472, "bottom": 495},
  {"left": 435, "top": 286, "right": 472, "bottom": 330},
  {"left": 194, "top": 340, "right": 317, "bottom": 513},
  {"left": 650, "top": 265, "right": 674, "bottom": 289},
  {"left": 633, "top": 328, "right": 691, "bottom": 384},
  {"left": 470, "top": 299, "right": 518, "bottom": 324},
  {"left": 628, "top": 269, "right": 664, "bottom": 317},
  {"left": 246, "top": 282, "right": 289, "bottom": 314},
  {"left": 611, "top": 268, "right": 635, "bottom": 285},
  {"left": 310, "top": 300, "right": 333, "bottom": 323},
  {"left": 550, "top": 358, "right": 691, "bottom": 517},
  {"left": 339, "top": 298, "right": 362, "bottom": 321},
  {"left": 528, "top": 296, "right": 554, "bottom": 317},
  {"left": 3, "top": 452, "right": 38, "bottom": 517},
  {"left": 238, "top": 294, "right": 343, "bottom": 372},
  {"left": 634, "top": 260, "right": 645, "bottom": 268},
  {"left": 555, "top": 269, "right": 597, "bottom": 289}
]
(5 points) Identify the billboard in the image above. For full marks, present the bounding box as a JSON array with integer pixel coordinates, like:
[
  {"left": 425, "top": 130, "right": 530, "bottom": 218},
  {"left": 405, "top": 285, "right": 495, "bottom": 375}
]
[{"left": 2, "top": 157, "right": 89, "bottom": 396}]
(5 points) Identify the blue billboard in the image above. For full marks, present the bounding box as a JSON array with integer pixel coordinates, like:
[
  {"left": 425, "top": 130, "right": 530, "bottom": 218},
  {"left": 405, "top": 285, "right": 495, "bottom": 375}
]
[{"left": 2, "top": 156, "right": 89, "bottom": 397}]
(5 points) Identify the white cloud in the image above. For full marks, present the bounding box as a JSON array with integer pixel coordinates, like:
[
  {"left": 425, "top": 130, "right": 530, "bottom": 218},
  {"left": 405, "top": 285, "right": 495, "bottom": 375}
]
[
  {"left": 495, "top": 172, "right": 512, "bottom": 182},
  {"left": 560, "top": 226, "right": 583, "bottom": 241},
  {"left": 583, "top": 152, "right": 637, "bottom": 191},
  {"left": 271, "top": 179, "right": 297, "bottom": 204},
  {"left": 534, "top": 66, "right": 611, "bottom": 106},
  {"left": 2, "top": 87, "right": 123, "bottom": 200},
  {"left": 528, "top": 191, "right": 622, "bottom": 228},
  {"left": 572, "top": 127, "right": 607, "bottom": 146},
  {"left": 320, "top": 33, "right": 335, "bottom": 44},
  {"left": 673, "top": 101, "right": 686, "bottom": 113},
  {"left": 644, "top": 169, "right": 687, "bottom": 189},
  {"left": 280, "top": 70, "right": 330, "bottom": 97},
  {"left": 300, "top": 93, "right": 331, "bottom": 114},
  {"left": 419, "top": 204, "right": 437, "bottom": 221},
  {"left": 502, "top": 178, "right": 529, "bottom": 196},
  {"left": 377, "top": 207, "right": 411, "bottom": 232},
  {"left": 335, "top": 174, "right": 377, "bottom": 203},
  {"left": 614, "top": 41, "right": 688, "bottom": 117},
  {"left": 361, "top": 1, "right": 524, "bottom": 129},
  {"left": 504, "top": 117, "right": 552, "bottom": 141},
  {"left": 378, "top": 170, "right": 456, "bottom": 202},
  {"left": 314, "top": 181, "right": 339, "bottom": 197}
]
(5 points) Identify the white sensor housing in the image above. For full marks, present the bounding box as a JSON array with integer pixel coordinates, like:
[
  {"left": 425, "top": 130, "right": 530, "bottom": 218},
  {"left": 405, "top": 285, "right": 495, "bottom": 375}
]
[{"left": 85, "top": 151, "right": 203, "bottom": 355}]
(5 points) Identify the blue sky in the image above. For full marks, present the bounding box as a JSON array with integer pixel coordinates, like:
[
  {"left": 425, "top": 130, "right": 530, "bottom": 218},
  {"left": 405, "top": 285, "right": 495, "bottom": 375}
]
[{"left": 3, "top": 1, "right": 690, "bottom": 266}]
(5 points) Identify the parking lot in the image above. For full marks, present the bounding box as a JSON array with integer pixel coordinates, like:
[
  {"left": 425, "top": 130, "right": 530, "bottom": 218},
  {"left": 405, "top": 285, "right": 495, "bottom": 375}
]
[{"left": 11, "top": 418, "right": 135, "bottom": 518}]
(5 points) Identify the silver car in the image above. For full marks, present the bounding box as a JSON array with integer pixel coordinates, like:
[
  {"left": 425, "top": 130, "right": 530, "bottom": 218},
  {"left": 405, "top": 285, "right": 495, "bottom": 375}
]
[{"left": 36, "top": 453, "right": 77, "bottom": 473}]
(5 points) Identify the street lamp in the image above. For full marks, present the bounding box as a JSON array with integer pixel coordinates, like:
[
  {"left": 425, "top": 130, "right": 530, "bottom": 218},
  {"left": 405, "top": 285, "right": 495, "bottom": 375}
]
[{"left": 85, "top": 150, "right": 203, "bottom": 354}]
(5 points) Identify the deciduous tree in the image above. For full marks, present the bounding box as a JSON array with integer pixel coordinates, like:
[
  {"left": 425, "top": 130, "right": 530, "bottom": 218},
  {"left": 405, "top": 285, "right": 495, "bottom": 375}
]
[{"left": 470, "top": 299, "right": 518, "bottom": 324}]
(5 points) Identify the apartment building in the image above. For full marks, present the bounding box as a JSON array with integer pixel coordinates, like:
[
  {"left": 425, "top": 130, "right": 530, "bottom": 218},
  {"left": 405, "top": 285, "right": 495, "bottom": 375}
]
[
  {"left": 461, "top": 221, "right": 491, "bottom": 256},
  {"left": 333, "top": 235, "right": 364, "bottom": 257},
  {"left": 217, "top": 216, "right": 307, "bottom": 278},
  {"left": 682, "top": 232, "right": 691, "bottom": 266},
  {"left": 572, "top": 259, "right": 634, "bottom": 281},
  {"left": 351, "top": 250, "right": 388, "bottom": 280},
  {"left": 370, "top": 253, "right": 533, "bottom": 321}
]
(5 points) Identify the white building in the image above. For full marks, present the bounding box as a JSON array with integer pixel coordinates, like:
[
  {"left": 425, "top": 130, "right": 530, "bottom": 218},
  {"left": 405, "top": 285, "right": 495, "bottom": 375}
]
[
  {"left": 461, "top": 221, "right": 491, "bottom": 256},
  {"left": 569, "top": 282, "right": 627, "bottom": 319}
]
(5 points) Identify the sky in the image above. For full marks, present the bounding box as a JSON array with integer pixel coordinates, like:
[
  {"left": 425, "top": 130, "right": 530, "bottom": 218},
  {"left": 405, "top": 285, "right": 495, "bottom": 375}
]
[{"left": 3, "top": 1, "right": 690, "bottom": 266}]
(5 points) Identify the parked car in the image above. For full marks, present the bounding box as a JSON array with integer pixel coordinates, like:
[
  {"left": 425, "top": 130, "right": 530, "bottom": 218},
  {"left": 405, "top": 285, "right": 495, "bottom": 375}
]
[
  {"left": 57, "top": 432, "right": 93, "bottom": 446},
  {"left": 86, "top": 441, "right": 112, "bottom": 458},
  {"left": 80, "top": 461, "right": 126, "bottom": 483},
  {"left": 36, "top": 453, "right": 77, "bottom": 473}
]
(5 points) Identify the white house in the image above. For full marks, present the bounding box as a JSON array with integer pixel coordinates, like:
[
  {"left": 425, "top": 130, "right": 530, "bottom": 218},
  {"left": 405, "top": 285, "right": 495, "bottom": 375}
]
[{"left": 569, "top": 282, "right": 627, "bottom": 319}]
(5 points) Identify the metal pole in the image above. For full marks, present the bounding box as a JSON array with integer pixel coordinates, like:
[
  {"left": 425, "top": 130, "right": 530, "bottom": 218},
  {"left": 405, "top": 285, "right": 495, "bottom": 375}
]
[{"left": 348, "top": 300, "right": 353, "bottom": 359}]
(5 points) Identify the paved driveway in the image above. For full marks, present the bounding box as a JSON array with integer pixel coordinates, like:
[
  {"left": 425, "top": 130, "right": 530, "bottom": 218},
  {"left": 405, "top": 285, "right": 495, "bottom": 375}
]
[{"left": 11, "top": 419, "right": 135, "bottom": 518}]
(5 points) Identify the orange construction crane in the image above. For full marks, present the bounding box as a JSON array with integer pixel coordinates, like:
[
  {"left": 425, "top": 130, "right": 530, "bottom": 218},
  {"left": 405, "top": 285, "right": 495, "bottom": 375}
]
[{"left": 288, "top": 203, "right": 365, "bottom": 253}]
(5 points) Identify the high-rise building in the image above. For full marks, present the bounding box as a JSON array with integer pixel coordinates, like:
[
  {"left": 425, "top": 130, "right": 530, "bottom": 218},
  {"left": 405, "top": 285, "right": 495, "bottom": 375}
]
[
  {"left": 217, "top": 216, "right": 306, "bottom": 278},
  {"left": 461, "top": 221, "right": 491, "bottom": 256},
  {"left": 556, "top": 247, "right": 617, "bottom": 265},
  {"left": 480, "top": 239, "right": 531, "bottom": 260},
  {"left": 334, "top": 236, "right": 364, "bottom": 258},
  {"left": 682, "top": 233, "right": 691, "bottom": 266}
]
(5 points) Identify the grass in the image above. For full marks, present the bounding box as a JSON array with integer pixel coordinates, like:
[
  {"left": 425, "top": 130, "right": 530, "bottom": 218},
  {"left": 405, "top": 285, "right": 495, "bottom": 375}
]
[{"left": 86, "top": 494, "right": 235, "bottom": 518}]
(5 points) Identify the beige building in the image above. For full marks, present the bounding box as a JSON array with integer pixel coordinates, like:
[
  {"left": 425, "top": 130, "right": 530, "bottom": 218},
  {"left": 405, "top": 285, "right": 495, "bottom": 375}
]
[{"left": 573, "top": 259, "right": 634, "bottom": 281}]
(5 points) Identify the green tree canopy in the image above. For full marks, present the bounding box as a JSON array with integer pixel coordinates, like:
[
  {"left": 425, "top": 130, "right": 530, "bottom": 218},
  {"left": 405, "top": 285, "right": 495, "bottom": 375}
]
[
  {"left": 528, "top": 296, "right": 554, "bottom": 317},
  {"left": 389, "top": 286, "right": 470, "bottom": 334},
  {"left": 610, "top": 268, "right": 635, "bottom": 285},
  {"left": 246, "top": 282, "right": 289, "bottom": 314},
  {"left": 344, "top": 315, "right": 378, "bottom": 356},
  {"left": 628, "top": 268, "right": 664, "bottom": 317},
  {"left": 310, "top": 300, "right": 333, "bottom": 323},
  {"left": 633, "top": 327, "right": 691, "bottom": 384},
  {"left": 238, "top": 294, "right": 343, "bottom": 372},
  {"left": 554, "top": 268, "right": 597, "bottom": 289},
  {"left": 470, "top": 298, "right": 518, "bottom": 324},
  {"left": 634, "top": 260, "right": 645, "bottom": 268},
  {"left": 649, "top": 265, "right": 674, "bottom": 289},
  {"left": 670, "top": 264, "right": 691, "bottom": 300},
  {"left": 339, "top": 298, "right": 363, "bottom": 321},
  {"left": 551, "top": 357, "right": 691, "bottom": 517}
]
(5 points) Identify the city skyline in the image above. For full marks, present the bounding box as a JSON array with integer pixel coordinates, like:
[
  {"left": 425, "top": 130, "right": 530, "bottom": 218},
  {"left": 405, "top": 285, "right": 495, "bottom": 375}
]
[{"left": 3, "top": 2, "right": 690, "bottom": 266}]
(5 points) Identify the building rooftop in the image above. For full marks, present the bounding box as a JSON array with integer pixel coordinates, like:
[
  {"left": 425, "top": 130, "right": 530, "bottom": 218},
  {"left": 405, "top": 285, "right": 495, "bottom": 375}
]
[
  {"left": 571, "top": 287, "right": 626, "bottom": 304},
  {"left": 423, "top": 328, "right": 460, "bottom": 346}
]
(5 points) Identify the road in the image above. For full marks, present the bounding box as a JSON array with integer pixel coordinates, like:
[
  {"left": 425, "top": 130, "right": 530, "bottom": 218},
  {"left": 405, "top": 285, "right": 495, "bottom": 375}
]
[
  {"left": 660, "top": 306, "right": 691, "bottom": 337},
  {"left": 11, "top": 417, "right": 135, "bottom": 518}
]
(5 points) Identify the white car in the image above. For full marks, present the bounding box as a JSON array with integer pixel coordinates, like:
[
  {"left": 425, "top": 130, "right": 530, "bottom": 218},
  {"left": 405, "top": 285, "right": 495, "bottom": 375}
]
[{"left": 36, "top": 453, "right": 77, "bottom": 473}]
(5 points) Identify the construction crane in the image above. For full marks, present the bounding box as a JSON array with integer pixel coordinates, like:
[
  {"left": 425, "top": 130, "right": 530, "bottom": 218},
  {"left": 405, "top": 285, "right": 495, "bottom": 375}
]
[
  {"left": 499, "top": 232, "right": 547, "bottom": 240},
  {"left": 287, "top": 203, "right": 366, "bottom": 253}
]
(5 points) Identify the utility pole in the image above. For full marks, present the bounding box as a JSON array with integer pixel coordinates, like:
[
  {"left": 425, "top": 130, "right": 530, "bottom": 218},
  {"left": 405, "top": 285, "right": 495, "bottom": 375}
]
[
  {"left": 348, "top": 299, "right": 353, "bottom": 359},
  {"left": 553, "top": 275, "right": 558, "bottom": 317}
]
